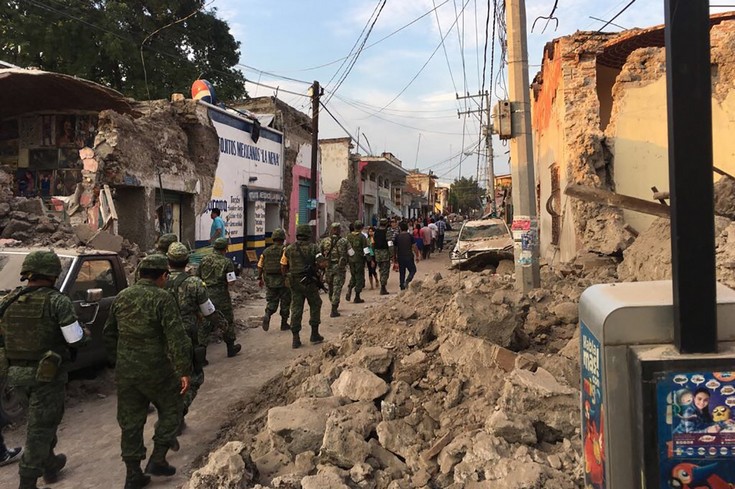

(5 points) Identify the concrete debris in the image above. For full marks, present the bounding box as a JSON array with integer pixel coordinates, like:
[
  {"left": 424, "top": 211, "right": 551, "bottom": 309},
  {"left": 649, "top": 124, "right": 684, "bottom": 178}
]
[
  {"left": 192, "top": 264, "right": 607, "bottom": 489},
  {"left": 187, "top": 441, "right": 258, "bottom": 489}
]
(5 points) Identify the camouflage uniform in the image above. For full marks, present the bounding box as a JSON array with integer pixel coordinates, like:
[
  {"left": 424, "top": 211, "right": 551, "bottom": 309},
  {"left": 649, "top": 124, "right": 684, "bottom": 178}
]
[
  {"left": 133, "top": 233, "right": 178, "bottom": 283},
  {"left": 258, "top": 229, "right": 291, "bottom": 331},
  {"left": 0, "top": 251, "right": 86, "bottom": 489},
  {"left": 345, "top": 221, "right": 369, "bottom": 303},
  {"left": 373, "top": 218, "right": 395, "bottom": 293},
  {"left": 282, "top": 224, "right": 327, "bottom": 348},
  {"left": 320, "top": 222, "right": 349, "bottom": 316},
  {"left": 104, "top": 254, "right": 191, "bottom": 485},
  {"left": 197, "top": 238, "right": 239, "bottom": 352}
]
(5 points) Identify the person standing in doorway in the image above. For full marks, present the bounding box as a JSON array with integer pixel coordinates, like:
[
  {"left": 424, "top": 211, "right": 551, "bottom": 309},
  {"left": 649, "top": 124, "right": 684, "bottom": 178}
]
[{"left": 209, "top": 208, "right": 226, "bottom": 244}]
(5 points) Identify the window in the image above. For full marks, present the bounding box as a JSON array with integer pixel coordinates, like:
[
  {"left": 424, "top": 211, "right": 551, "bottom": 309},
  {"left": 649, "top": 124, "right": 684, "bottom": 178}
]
[{"left": 69, "top": 259, "right": 117, "bottom": 301}]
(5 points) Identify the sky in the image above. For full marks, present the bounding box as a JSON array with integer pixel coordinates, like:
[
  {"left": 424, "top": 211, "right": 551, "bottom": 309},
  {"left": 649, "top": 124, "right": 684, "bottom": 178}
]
[{"left": 208, "top": 0, "right": 733, "bottom": 186}]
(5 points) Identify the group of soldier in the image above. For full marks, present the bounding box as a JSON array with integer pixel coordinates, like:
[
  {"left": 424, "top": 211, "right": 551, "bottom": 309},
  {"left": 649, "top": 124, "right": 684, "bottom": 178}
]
[{"left": 0, "top": 233, "right": 242, "bottom": 489}]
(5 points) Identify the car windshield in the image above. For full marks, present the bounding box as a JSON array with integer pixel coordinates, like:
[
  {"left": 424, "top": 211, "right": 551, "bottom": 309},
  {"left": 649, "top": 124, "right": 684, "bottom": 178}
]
[
  {"left": 0, "top": 252, "right": 74, "bottom": 295},
  {"left": 461, "top": 223, "right": 508, "bottom": 241}
]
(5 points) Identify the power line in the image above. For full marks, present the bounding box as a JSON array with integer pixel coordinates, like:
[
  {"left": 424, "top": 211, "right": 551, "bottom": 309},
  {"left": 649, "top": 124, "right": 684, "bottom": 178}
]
[
  {"left": 432, "top": 0, "right": 460, "bottom": 97},
  {"left": 319, "top": 101, "right": 371, "bottom": 154},
  {"left": 597, "top": 0, "right": 638, "bottom": 32}
]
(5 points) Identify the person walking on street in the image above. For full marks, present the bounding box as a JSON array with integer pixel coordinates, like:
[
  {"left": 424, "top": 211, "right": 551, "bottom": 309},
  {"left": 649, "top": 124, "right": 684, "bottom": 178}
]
[
  {"left": 428, "top": 218, "right": 438, "bottom": 253},
  {"left": 133, "top": 233, "right": 178, "bottom": 283},
  {"left": 209, "top": 208, "right": 226, "bottom": 243},
  {"left": 196, "top": 238, "right": 241, "bottom": 358},
  {"left": 436, "top": 216, "right": 447, "bottom": 252},
  {"left": 258, "top": 229, "right": 291, "bottom": 331},
  {"left": 366, "top": 227, "right": 378, "bottom": 290},
  {"left": 165, "top": 243, "right": 228, "bottom": 421},
  {"left": 373, "top": 218, "right": 394, "bottom": 295},
  {"left": 104, "top": 254, "right": 192, "bottom": 489},
  {"left": 345, "top": 221, "right": 369, "bottom": 304},
  {"left": 394, "top": 222, "right": 418, "bottom": 290},
  {"left": 421, "top": 222, "right": 433, "bottom": 260},
  {"left": 320, "top": 223, "right": 350, "bottom": 318},
  {"left": 281, "top": 224, "right": 328, "bottom": 349},
  {"left": 0, "top": 251, "right": 87, "bottom": 489},
  {"left": 413, "top": 223, "right": 423, "bottom": 262}
]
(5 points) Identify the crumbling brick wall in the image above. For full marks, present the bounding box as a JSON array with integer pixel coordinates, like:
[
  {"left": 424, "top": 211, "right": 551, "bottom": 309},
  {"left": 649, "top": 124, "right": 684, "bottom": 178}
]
[{"left": 334, "top": 156, "right": 359, "bottom": 222}]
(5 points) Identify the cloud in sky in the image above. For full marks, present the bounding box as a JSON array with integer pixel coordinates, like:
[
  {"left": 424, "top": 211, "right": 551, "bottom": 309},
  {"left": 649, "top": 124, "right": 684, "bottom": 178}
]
[{"left": 210, "top": 0, "right": 733, "bottom": 183}]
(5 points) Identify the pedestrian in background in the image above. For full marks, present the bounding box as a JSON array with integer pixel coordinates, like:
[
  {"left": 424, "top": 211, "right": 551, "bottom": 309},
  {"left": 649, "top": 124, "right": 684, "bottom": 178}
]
[
  {"left": 421, "top": 222, "right": 433, "bottom": 260},
  {"left": 373, "top": 218, "right": 394, "bottom": 295},
  {"left": 258, "top": 229, "right": 291, "bottom": 332},
  {"left": 104, "top": 254, "right": 191, "bottom": 488},
  {"left": 436, "top": 216, "right": 447, "bottom": 252},
  {"left": 394, "top": 221, "right": 418, "bottom": 290},
  {"left": 413, "top": 223, "right": 423, "bottom": 262},
  {"left": 209, "top": 208, "right": 226, "bottom": 243},
  {"left": 366, "top": 226, "right": 378, "bottom": 290},
  {"left": 345, "top": 221, "right": 369, "bottom": 304}
]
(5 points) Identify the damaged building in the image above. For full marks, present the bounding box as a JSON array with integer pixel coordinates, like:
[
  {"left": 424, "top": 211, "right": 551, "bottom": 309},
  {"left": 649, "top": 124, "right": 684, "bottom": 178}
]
[{"left": 531, "top": 13, "right": 735, "bottom": 264}]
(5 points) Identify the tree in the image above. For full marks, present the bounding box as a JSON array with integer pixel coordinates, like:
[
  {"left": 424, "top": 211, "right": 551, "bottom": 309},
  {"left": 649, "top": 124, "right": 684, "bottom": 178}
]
[
  {"left": 0, "top": 0, "right": 246, "bottom": 101},
  {"left": 449, "top": 176, "right": 484, "bottom": 214}
]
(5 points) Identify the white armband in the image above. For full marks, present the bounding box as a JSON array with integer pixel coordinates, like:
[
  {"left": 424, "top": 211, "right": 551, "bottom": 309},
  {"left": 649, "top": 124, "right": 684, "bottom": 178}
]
[
  {"left": 226, "top": 271, "right": 236, "bottom": 283},
  {"left": 347, "top": 248, "right": 355, "bottom": 257},
  {"left": 60, "top": 321, "right": 84, "bottom": 344},
  {"left": 199, "top": 299, "right": 216, "bottom": 316},
  {"left": 363, "top": 247, "right": 371, "bottom": 255},
  {"left": 387, "top": 240, "right": 393, "bottom": 247}
]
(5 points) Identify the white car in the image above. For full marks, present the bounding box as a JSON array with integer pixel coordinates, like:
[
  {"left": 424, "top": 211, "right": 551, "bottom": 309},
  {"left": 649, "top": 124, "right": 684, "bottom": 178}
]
[{"left": 450, "top": 218, "right": 513, "bottom": 268}]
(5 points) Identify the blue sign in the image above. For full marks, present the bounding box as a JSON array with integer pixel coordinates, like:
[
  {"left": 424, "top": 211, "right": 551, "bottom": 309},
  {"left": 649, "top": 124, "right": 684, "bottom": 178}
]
[
  {"left": 657, "top": 370, "right": 735, "bottom": 488},
  {"left": 581, "top": 322, "right": 605, "bottom": 489}
]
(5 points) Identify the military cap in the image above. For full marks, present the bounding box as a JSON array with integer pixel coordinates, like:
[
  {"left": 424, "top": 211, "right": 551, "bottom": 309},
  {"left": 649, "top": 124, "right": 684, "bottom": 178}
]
[
  {"left": 139, "top": 254, "right": 169, "bottom": 271},
  {"left": 353, "top": 220, "right": 364, "bottom": 230},
  {"left": 21, "top": 250, "right": 62, "bottom": 277},
  {"left": 167, "top": 242, "right": 191, "bottom": 262},
  {"left": 156, "top": 233, "right": 179, "bottom": 253},
  {"left": 379, "top": 218, "right": 389, "bottom": 226},
  {"left": 331, "top": 222, "right": 341, "bottom": 229},
  {"left": 296, "top": 224, "right": 312, "bottom": 237},
  {"left": 272, "top": 228, "right": 286, "bottom": 241},
  {"left": 213, "top": 237, "right": 229, "bottom": 250}
]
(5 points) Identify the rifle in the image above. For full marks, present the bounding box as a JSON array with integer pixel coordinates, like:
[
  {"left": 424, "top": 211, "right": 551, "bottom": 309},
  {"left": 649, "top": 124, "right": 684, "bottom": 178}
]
[{"left": 295, "top": 244, "right": 329, "bottom": 293}]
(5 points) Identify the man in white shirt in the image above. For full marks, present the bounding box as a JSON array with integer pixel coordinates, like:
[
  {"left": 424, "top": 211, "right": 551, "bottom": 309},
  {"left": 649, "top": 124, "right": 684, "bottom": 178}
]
[{"left": 428, "top": 218, "right": 438, "bottom": 253}]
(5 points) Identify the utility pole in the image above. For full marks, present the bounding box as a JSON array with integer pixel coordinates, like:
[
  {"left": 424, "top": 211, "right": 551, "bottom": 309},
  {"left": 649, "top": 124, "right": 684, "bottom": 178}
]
[
  {"left": 506, "top": 0, "right": 540, "bottom": 291},
  {"left": 309, "top": 80, "right": 321, "bottom": 241},
  {"left": 486, "top": 93, "right": 496, "bottom": 215}
]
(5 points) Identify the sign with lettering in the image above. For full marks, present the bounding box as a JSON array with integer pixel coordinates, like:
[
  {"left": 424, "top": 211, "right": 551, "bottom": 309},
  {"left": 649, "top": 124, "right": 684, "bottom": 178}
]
[{"left": 254, "top": 200, "right": 266, "bottom": 237}]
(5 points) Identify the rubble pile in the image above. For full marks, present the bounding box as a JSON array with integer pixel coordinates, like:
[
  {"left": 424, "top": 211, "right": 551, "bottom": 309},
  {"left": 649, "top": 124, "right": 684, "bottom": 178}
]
[{"left": 188, "top": 264, "right": 616, "bottom": 489}]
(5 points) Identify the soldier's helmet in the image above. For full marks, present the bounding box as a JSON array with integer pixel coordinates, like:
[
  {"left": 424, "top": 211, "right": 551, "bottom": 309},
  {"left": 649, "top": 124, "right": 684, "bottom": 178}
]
[
  {"left": 156, "top": 233, "right": 179, "bottom": 253},
  {"left": 139, "top": 254, "right": 169, "bottom": 271},
  {"left": 21, "top": 250, "right": 62, "bottom": 278},
  {"left": 353, "top": 220, "right": 364, "bottom": 230},
  {"left": 167, "top": 242, "right": 191, "bottom": 262},
  {"left": 213, "top": 237, "right": 229, "bottom": 250},
  {"left": 296, "top": 224, "right": 312, "bottom": 238},
  {"left": 272, "top": 228, "right": 286, "bottom": 241},
  {"left": 330, "top": 222, "right": 341, "bottom": 231},
  {"left": 379, "top": 218, "right": 389, "bottom": 226}
]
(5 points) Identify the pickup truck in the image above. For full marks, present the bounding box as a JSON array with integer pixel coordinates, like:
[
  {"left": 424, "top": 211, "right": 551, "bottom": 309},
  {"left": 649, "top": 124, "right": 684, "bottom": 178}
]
[{"left": 0, "top": 247, "right": 128, "bottom": 422}]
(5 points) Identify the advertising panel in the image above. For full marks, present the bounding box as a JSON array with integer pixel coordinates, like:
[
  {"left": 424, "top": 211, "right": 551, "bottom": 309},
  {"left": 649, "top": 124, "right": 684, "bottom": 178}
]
[
  {"left": 195, "top": 106, "right": 283, "bottom": 254},
  {"left": 581, "top": 322, "right": 605, "bottom": 489},
  {"left": 656, "top": 370, "right": 735, "bottom": 488}
]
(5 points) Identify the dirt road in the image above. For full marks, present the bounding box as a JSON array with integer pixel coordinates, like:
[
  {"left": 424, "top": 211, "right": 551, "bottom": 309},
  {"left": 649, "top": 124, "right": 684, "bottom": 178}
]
[{"left": 0, "top": 247, "right": 452, "bottom": 489}]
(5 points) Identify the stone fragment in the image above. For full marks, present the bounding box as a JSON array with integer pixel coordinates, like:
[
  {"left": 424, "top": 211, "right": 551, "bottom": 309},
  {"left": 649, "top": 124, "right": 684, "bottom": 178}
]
[
  {"left": 0, "top": 202, "right": 10, "bottom": 217},
  {"left": 376, "top": 419, "right": 418, "bottom": 459},
  {"left": 300, "top": 472, "right": 350, "bottom": 489},
  {"left": 331, "top": 367, "right": 389, "bottom": 401},
  {"left": 294, "top": 451, "right": 316, "bottom": 476},
  {"left": 547, "top": 454, "right": 563, "bottom": 470},
  {"left": 346, "top": 346, "right": 393, "bottom": 374},
  {"left": 1, "top": 219, "right": 32, "bottom": 238},
  {"left": 485, "top": 410, "right": 537, "bottom": 445},
  {"left": 301, "top": 374, "right": 333, "bottom": 398},
  {"left": 349, "top": 462, "right": 373, "bottom": 483},
  {"left": 422, "top": 432, "right": 453, "bottom": 461},
  {"left": 368, "top": 439, "right": 408, "bottom": 479},
  {"left": 13, "top": 197, "right": 44, "bottom": 215},
  {"left": 551, "top": 302, "right": 578, "bottom": 324},
  {"left": 88, "top": 230, "right": 124, "bottom": 252},
  {"left": 267, "top": 397, "right": 345, "bottom": 455},
  {"left": 320, "top": 422, "right": 370, "bottom": 469},
  {"left": 401, "top": 350, "right": 427, "bottom": 366},
  {"left": 495, "top": 259, "right": 514, "bottom": 276},
  {"left": 188, "top": 441, "right": 258, "bottom": 489},
  {"left": 271, "top": 474, "right": 302, "bottom": 488}
]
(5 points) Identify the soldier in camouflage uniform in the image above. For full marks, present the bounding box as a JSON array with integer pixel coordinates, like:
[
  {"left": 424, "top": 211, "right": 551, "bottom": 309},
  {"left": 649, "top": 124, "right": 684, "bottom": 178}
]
[
  {"left": 281, "top": 224, "right": 327, "bottom": 349},
  {"left": 257, "top": 229, "right": 291, "bottom": 332},
  {"left": 133, "top": 233, "right": 178, "bottom": 283},
  {"left": 373, "top": 218, "right": 395, "bottom": 295},
  {"left": 165, "top": 243, "right": 228, "bottom": 417},
  {"left": 320, "top": 222, "right": 350, "bottom": 317},
  {"left": 196, "top": 237, "right": 241, "bottom": 358},
  {"left": 0, "top": 251, "right": 88, "bottom": 489},
  {"left": 345, "top": 221, "right": 369, "bottom": 304},
  {"left": 104, "top": 254, "right": 191, "bottom": 488}
]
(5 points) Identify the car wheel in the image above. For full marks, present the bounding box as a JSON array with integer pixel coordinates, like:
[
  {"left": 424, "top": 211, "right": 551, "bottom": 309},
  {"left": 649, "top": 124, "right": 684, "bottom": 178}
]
[{"left": 0, "top": 377, "right": 27, "bottom": 424}]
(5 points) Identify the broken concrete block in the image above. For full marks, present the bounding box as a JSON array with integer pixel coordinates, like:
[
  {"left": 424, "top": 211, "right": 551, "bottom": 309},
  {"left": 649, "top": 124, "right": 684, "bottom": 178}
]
[
  {"left": 551, "top": 302, "right": 578, "bottom": 324},
  {"left": 1, "top": 219, "right": 32, "bottom": 239},
  {"left": 0, "top": 202, "right": 9, "bottom": 218},
  {"left": 294, "top": 450, "right": 316, "bottom": 476},
  {"left": 401, "top": 350, "right": 427, "bottom": 366},
  {"left": 188, "top": 441, "right": 258, "bottom": 489},
  {"left": 368, "top": 439, "right": 408, "bottom": 479},
  {"left": 422, "top": 432, "right": 453, "bottom": 461},
  {"left": 88, "top": 230, "right": 124, "bottom": 252},
  {"left": 349, "top": 462, "right": 373, "bottom": 484},
  {"left": 346, "top": 346, "right": 393, "bottom": 374},
  {"left": 435, "top": 293, "right": 522, "bottom": 348},
  {"left": 267, "top": 397, "right": 345, "bottom": 455},
  {"left": 12, "top": 197, "right": 44, "bottom": 215},
  {"left": 300, "top": 374, "right": 333, "bottom": 398},
  {"left": 376, "top": 419, "right": 418, "bottom": 459},
  {"left": 495, "top": 259, "right": 514, "bottom": 276},
  {"left": 300, "top": 472, "right": 350, "bottom": 489},
  {"left": 319, "top": 423, "right": 370, "bottom": 469},
  {"left": 330, "top": 367, "right": 388, "bottom": 401},
  {"left": 485, "top": 410, "right": 537, "bottom": 445},
  {"left": 327, "top": 400, "right": 381, "bottom": 438}
]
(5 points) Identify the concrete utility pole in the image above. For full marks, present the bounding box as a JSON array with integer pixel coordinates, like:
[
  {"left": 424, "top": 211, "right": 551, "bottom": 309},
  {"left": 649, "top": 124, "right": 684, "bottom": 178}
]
[
  {"left": 506, "top": 0, "right": 540, "bottom": 292},
  {"left": 310, "top": 80, "right": 321, "bottom": 241},
  {"left": 485, "top": 93, "right": 495, "bottom": 214}
]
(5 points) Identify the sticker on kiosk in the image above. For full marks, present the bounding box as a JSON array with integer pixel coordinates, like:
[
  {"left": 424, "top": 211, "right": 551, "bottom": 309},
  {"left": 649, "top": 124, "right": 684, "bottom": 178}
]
[
  {"left": 657, "top": 370, "right": 735, "bottom": 487},
  {"left": 581, "top": 322, "right": 605, "bottom": 488}
]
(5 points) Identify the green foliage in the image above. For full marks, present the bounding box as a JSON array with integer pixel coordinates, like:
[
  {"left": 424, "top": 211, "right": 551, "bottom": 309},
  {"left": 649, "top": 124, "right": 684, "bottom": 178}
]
[
  {"left": 449, "top": 176, "right": 484, "bottom": 213},
  {"left": 1, "top": 0, "right": 246, "bottom": 101}
]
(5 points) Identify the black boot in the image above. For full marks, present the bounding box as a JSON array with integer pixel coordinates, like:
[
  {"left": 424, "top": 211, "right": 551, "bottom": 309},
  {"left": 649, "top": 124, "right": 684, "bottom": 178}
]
[
  {"left": 18, "top": 476, "right": 46, "bottom": 489},
  {"left": 292, "top": 331, "right": 302, "bottom": 349},
  {"left": 226, "top": 341, "right": 242, "bottom": 357},
  {"left": 261, "top": 311, "right": 272, "bottom": 331},
  {"left": 280, "top": 317, "right": 291, "bottom": 331},
  {"left": 380, "top": 285, "right": 389, "bottom": 295},
  {"left": 124, "top": 461, "right": 151, "bottom": 489},
  {"left": 310, "top": 325, "right": 324, "bottom": 344},
  {"left": 353, "top": 292, "right": 364, "bottom": 304},
  {"left": 42, "top": 453, "right": 66, "bottom": 483},
  {"left": 144, "top": 445, "right": 176, "bottom": 477},
  {"left": 345, "top": 287, "right": 352, "bottom": 302},
  {"left": 330, "top": 304, "right": 340, "bottom": 318}
]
